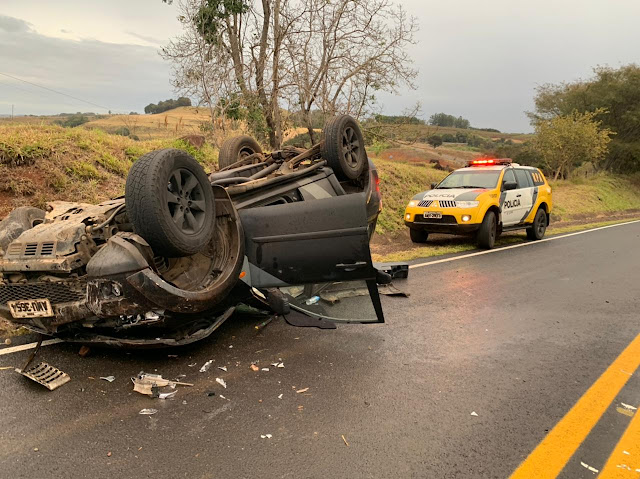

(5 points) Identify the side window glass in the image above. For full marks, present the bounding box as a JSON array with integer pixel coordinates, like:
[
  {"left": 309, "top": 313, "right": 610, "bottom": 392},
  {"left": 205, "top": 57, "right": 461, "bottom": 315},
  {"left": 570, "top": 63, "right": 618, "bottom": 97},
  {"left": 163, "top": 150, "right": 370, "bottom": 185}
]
[
  {"left": 502, "top": 169, "right": 516, "bottom": 189},
  {"left": 514, "top": 169, "right": 533, "bottom": 188}
]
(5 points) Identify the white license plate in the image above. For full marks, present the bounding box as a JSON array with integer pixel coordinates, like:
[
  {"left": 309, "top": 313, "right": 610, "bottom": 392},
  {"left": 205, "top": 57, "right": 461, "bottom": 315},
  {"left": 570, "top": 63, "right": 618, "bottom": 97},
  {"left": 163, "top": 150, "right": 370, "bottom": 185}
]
[
  {"left": 7, "top": 298, "right": 54, "bottom": 318},
  {"left": 423, "top": 212, "right": 442, "bottom": 219}
]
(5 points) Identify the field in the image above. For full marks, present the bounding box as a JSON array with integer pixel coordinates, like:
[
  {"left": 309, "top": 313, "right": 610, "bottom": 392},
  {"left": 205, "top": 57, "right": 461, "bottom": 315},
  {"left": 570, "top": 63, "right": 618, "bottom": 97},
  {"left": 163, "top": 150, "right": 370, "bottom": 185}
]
[{"left": 0, "top": 118, "right": 638, "bottom": 241}]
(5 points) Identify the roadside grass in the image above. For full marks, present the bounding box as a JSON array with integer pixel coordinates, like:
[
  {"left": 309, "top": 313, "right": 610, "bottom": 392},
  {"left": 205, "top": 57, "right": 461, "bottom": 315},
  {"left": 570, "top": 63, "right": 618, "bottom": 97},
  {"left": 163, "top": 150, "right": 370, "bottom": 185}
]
[
  {"left": 0, "top": 124, "right": 218, "bottom": 216},
  {"left": 375, "top": 159, "right": 448, "bottom": 233},
  {"left": 373, "top": 217, "right": 640, "bottom": 263},
  {"left": 552, "top": 174, "right": 640, "bottom": 221}
]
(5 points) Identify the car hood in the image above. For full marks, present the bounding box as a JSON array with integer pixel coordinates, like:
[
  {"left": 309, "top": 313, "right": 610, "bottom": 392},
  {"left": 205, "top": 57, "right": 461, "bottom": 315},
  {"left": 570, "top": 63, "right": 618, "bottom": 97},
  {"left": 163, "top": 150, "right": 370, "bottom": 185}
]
[{"left": 415, "top": 188, "right": 491, "bottom": 202}]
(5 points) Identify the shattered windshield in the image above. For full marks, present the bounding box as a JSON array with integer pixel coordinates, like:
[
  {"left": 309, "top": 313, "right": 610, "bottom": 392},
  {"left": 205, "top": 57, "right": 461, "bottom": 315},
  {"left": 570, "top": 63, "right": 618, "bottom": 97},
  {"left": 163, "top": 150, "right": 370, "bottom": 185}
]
[{"left": 436, "top": 170, "right": 501, "bottom": 189}]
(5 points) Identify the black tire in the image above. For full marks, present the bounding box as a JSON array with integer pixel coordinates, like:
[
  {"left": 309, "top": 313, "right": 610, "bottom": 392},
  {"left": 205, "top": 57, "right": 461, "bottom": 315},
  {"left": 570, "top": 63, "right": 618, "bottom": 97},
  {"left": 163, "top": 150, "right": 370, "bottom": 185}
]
[
  {"left": 125, "top": 149, "right": 215, "bottom": 257},
  {"left": 0, "top": 206, "right": 45, "bottom": 252},
  {"left": 410, "top": 228, "right": 429, "bottom": 243},
  {"left": 321, "top": 115, "right": 366, "bottom": 180},
  {"left": 477, "top": 210, "right": 497, "bottom": 249},
  {"left": 218, "top": 136, "right": 262, "bottom": 169},
  {"left": 526, "top": 208, "right": 547, "bottom": 240}
]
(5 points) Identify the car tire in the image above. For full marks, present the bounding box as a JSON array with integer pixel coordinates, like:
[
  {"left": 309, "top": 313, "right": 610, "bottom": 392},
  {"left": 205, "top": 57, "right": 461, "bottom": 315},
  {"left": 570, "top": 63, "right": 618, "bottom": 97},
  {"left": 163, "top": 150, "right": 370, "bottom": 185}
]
[
  {"left": 218, "top": 135, "right": 262, "bottom": 169},
  {"left": 321, "top": 115, "right": 366, "bottom": 181},
  {"left": 125, "top": 148, "right": 215, "bottom": 257},
  {"left": 410, "top": 228, "right": 429, "bottom": 243},
  {"left": 477, "top": 210, "right": 497, "bottom": 249},
  {"left": 526, "top": 208, "right": 547, "bottom": 240},
  {"left": 0, "top": 206, "right": 45, "bottom": 252}
]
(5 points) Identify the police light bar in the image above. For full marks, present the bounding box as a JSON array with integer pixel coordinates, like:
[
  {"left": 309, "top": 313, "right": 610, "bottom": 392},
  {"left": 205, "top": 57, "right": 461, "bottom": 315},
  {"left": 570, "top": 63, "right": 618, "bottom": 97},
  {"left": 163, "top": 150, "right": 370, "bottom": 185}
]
[{"left": 467, "top": 158, "right": 513, "bottom": 167}]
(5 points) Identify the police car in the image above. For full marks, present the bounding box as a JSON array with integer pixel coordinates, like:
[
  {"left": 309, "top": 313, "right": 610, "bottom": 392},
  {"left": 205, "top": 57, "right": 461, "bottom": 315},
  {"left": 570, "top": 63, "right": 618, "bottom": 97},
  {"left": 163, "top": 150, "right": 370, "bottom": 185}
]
[{"left": 404, "top": 158, "right": 553, "bottom": 249}]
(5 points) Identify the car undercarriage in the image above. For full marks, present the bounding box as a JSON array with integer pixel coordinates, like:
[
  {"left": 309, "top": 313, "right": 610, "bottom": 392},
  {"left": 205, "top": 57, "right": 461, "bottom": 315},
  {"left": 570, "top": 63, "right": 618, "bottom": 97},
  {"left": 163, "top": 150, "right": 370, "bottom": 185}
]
[{"left": 0, "top": 116, "right": 385, "bottom": 347}]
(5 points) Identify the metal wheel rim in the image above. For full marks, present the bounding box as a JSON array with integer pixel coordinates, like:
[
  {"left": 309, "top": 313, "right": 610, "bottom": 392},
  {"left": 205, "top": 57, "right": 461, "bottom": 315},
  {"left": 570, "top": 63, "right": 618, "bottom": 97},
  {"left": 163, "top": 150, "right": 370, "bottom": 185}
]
[
  {"left": 341, "top": 126, "right": 360, "bottom": 168},
  {"left": 166, "top": 168, "right": 206, "bottom": 234},
  {"left": 239, "top": 147, "right": 255, "bottom": 160}
]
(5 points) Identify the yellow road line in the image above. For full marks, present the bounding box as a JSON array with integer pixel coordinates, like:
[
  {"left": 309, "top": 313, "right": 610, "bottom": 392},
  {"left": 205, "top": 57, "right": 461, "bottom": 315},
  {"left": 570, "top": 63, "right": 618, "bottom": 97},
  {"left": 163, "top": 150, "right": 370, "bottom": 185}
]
[
  {"left": 599, "top": 405, "right": 640, "bottom": 477},
  {"left": 510, "top": 333, "right": 640, "bottom": 479}
]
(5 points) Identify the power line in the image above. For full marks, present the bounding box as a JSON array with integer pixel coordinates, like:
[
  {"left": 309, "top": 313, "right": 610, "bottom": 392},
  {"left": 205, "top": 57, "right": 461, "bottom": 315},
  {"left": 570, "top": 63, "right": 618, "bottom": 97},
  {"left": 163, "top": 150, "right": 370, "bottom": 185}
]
[{"left": 0, "top": 71, "right": 111, "bottom": 111}]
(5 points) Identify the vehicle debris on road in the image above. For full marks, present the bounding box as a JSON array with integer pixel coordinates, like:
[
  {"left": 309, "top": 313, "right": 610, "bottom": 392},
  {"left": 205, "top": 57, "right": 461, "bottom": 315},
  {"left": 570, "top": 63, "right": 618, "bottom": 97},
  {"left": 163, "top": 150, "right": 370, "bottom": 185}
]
[
  {"left": 260, "top": 434, "right": 273, "bottom": 439},
  {"left": 199, "top": 360, "right": 214, "bottom": 373},
  {"left": 132, "top": 372, "right": 193, "bottom": 397},
  {"left": 216, "top": 378, "right": 227, "bottom": 388},
  {"left": 250, "top": 364, "right": 259, "bottom": 372},
  {"left": 100, "top": 376, "right": 115, "bottom": 382},
  {"left": 139, "top": 408, "right": 157, "bottom": 415}
]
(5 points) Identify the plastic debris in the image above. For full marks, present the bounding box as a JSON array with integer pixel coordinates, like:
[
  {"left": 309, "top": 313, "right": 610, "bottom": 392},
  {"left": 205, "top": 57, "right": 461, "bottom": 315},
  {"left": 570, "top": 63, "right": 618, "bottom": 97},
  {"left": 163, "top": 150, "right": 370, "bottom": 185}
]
[
  {"left": 158, "top": 391, "right": 177, "bottom": 399},
  {"left": 218, "top": 366, "right": 227, "bottom": 372},
  {"left": 305, "top": 296, "right": 320, "bottom": 305},
  {"left": 255, "top": 317, "right": 274, "bottom": 330},
  {"left": 623, "top": 450, "right": 630, "bottom": 455},
  {"left": 470, "top": 411, "right": 478, "bottom": 417},
  {"left": 296, "top": 388, "right": 309, "bottom": 394},
  {"left": 278, "top": 394, "right": 283, "bottom": 399},
  {"left": 621, "top": 403, "right": 637, "bottom": 410},
  {"left": 260, "top": 434, "right": 273, "bottom": 439},
  {"left": 229, "top": 345, "right": 233, "bottom": 349},
  {"left": 216, "top": 378, "right": 227, "bottom": 388},
  {"left": 580, "top": 462, "right": 599, "bottom": 474},
  {"left": 100, "top": 376, "right": 115, "bottom": 383},
  {"left": 250, "top": 364, "right": 259, "bottom": 372},
  {"left": 261, "top": 368, "right": 269, "bottom": 372},
  {"left": 199, "top": 360, "right": 214, "bottom": 373},
  {"left": 188, "top": 363, "right": 197, "bottom": 367},
  {"left": 132, "top": 372, "right": 193, "bottom": 397},
  {"left": 139, "top": 408, "right": 157, "bottom": 415}
]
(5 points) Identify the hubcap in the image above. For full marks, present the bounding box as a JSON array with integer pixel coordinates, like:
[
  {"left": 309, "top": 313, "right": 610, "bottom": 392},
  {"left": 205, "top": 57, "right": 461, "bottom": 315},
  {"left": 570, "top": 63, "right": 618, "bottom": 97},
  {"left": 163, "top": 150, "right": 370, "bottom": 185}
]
[
  {"left": 166, "top": 168, "right": 206, "bottom": 234},
  {"left": 341, "top": 126, "right": 360, "bottom": 168}
]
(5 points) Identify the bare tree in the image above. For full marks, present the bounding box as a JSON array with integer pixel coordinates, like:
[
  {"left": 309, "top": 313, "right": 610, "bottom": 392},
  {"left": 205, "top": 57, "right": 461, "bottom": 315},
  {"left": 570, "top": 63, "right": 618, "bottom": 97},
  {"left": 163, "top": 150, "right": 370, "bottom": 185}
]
[{"left": 163, "top": 0, "right": 418, "bottom": 148}]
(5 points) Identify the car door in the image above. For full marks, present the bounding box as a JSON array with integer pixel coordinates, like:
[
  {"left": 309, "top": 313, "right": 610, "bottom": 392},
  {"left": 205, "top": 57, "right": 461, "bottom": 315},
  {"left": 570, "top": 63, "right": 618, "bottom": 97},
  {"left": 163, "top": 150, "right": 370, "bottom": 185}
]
[
  {"left": 500, "top": 168, "right": 521, "bottom": 226},
  {"left": 238, "top": 191, "right": 383, "bottom": 323},
  {"left": 514, "top": 168, "right": 535, "bottom": 224}
]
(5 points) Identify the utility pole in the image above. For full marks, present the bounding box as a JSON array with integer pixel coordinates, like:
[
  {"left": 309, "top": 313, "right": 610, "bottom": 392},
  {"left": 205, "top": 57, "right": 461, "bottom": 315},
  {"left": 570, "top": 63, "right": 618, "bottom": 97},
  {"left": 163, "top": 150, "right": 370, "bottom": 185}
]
[{"left": 11, "top": 104, "right": 14, "bottom": 120}]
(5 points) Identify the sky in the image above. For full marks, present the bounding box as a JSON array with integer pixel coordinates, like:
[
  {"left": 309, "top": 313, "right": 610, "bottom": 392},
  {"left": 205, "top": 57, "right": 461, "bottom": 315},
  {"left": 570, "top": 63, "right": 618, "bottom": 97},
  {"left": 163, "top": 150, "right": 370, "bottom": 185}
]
[{"left": 1, "top": 0, "right": 639, "bottom": 132}]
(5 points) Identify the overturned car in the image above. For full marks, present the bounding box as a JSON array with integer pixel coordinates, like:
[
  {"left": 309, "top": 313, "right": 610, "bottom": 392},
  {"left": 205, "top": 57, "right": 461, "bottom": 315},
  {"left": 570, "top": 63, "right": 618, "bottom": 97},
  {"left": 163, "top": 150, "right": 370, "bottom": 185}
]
[{"left": 0, "top": 116, "right": 385, "bottom": 347}]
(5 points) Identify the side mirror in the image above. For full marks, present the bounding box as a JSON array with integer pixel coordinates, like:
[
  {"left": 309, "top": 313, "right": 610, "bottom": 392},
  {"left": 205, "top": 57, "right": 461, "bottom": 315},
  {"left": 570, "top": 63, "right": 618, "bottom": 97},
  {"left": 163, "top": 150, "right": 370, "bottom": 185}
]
[
  {"left": 503, "top": 181, "right": 517, "bottom": 191},
  {"left": 430, "top": 182, "right": 437, "bottom": 190}
]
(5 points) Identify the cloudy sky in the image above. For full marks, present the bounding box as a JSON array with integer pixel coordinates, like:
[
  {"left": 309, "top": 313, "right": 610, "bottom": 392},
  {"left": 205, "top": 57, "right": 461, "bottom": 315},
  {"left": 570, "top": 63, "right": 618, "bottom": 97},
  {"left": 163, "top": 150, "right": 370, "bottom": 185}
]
[{"left": 1, "top": 0, "right": 639, "bottom": 132}]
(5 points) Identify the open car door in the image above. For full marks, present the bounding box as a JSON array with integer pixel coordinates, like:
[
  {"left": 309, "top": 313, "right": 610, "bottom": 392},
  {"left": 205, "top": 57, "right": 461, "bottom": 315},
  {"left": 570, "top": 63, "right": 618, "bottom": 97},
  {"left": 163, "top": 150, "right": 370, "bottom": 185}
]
[{"left": 238, "top": 192, "right": 383, "bottom": 323}]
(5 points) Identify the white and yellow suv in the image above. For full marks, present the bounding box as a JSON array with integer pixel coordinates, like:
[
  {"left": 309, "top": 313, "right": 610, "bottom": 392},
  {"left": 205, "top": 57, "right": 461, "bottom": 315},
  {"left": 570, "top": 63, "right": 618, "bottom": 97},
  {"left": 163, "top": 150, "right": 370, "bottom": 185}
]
[{"left": 404, "top": 158, "right": 553, "bottom": 249}]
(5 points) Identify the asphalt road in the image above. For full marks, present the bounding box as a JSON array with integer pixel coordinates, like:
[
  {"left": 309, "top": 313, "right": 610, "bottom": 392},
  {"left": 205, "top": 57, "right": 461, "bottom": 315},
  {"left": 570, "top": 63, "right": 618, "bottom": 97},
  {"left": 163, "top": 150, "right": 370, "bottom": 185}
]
[{"left": 1, "top": 222, "right": 639, "bottom": 478}]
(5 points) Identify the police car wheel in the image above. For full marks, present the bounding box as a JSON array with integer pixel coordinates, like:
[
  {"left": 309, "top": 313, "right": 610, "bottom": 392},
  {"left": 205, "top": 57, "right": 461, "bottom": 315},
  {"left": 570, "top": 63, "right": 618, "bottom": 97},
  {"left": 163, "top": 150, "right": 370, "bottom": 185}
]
[
  {"left": 409, "top": 228, "right": 429, "bottom": 243},
  {"left": 526, "top": 208, "right": 547, "bottom": 240},
  {"left": 477, "top": 210, "right": 497, "bottom": 249}
]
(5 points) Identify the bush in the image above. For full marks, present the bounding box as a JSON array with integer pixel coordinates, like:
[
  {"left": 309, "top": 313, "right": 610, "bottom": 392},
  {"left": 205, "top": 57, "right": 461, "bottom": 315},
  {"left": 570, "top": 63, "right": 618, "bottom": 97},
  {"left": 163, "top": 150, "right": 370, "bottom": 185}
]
[
  {"left": 441, "top": 133, "right": 456, "bottom": 143},
  {"left": 54, "top": 115, "right": 89, "bottom": 128},
  {"left": 114, "top": 127, "right": 130, "bottom": 137},
  {"left": 427, "top": 135, "right": 443, "bottom": 148}
]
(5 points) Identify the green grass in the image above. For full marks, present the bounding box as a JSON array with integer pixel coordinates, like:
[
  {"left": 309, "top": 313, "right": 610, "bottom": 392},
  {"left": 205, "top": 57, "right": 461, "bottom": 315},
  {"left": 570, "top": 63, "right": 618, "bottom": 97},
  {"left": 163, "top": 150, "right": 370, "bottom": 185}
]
[
  {"left": 375, "top": 159, "right": 448, "bottom": 233},
  {"left": 551, "top": 174, "right": 640, "bottom": 221}
]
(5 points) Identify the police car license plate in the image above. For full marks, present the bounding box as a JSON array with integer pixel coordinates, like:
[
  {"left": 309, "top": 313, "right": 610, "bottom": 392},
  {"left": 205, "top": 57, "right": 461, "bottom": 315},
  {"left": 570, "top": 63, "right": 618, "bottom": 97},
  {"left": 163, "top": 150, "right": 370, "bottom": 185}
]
[
  {"left": 7, "top": 298, "right": 53, "bottom": 318},
  {"left": 423, "top": 212, "right": 442, "bottom": 219}
]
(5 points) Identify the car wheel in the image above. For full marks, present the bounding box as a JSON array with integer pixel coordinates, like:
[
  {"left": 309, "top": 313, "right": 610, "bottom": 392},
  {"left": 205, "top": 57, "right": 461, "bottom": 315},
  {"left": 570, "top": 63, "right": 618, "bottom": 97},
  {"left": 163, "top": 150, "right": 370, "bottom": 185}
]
[
  {"left": 321, "top": 115, "right": 366, "bottom": 181},
  {"left": 477, "top": 210, "right": 497, "bottom": 249},
  {"left": 0, "top": 206, "right": 45, "bottom": 252},
  {"left": 410, "top": 228, "right": 429, "bottom": 243},
  {"left": 125, "top": 148, "right": 215, "bottom": 257},
  {"left": 218, "top": 135, "right": 262, "bottom": 169},
  {"left": 526, "top": 208, "right": 547, "bottom": 240}
]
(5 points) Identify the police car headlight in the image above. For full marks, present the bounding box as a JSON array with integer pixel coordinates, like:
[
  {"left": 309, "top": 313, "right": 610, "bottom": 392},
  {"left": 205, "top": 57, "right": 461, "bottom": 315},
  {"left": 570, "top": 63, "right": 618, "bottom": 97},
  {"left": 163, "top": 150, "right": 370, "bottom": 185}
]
[
  {"left": 408, "top": 200, "right": 418, "bottom": 207},
  {"left": 457, "top": 201, "right": 479, "bottom": 208}
]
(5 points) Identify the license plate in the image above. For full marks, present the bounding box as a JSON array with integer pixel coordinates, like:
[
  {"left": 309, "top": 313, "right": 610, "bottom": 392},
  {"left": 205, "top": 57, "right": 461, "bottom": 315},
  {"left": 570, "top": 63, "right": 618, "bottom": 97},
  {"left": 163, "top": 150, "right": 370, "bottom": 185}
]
[
  {"left": 7, "top": 299, "right": 54, "bottom": 318},
  {"left": 423, "top": 212, "right": 442, "bottom": 219}
]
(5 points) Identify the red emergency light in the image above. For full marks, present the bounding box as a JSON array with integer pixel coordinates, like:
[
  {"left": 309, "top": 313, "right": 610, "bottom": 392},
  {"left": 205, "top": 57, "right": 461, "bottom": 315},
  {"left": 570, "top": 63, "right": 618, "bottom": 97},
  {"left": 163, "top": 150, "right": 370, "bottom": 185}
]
[{"left": 467, "top": 158, "right": 512, "bottom": 167}]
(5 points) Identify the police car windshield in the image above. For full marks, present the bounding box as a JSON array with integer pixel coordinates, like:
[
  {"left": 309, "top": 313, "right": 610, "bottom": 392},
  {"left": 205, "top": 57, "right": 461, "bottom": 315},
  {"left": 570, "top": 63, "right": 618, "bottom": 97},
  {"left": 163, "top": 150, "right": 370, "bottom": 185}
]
[{"left": 436, "top": 170, "right": 501, "bottom": 189}]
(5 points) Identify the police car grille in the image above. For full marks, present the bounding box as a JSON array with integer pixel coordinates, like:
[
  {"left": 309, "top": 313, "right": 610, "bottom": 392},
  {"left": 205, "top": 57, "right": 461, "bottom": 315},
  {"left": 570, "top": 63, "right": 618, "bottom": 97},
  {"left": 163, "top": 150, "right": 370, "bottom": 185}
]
[
  {"left": 438, "top": 200, "right": 457, "bottom": 208},
  {"left": 0, "top": 282, "right": 85, "bottom": 305},
  {"left": 418, "top": 200, "right": 433, "bottom": 207}
]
